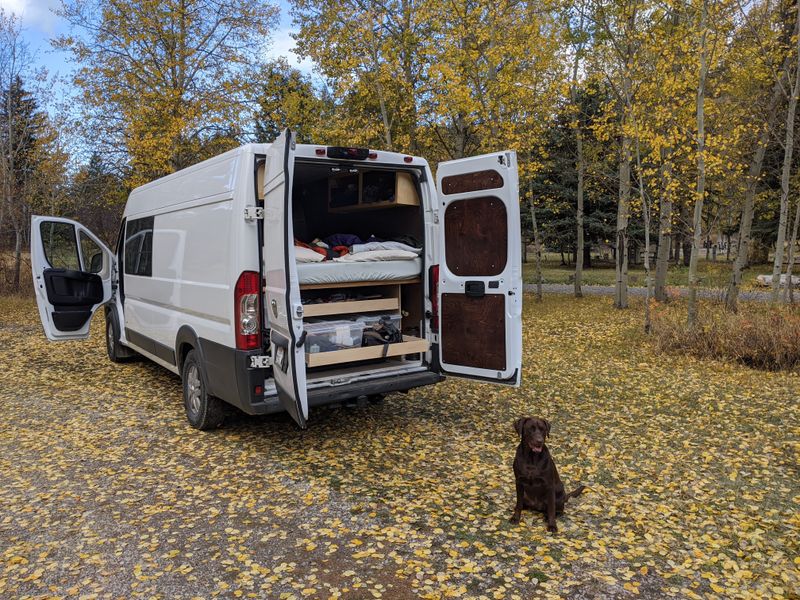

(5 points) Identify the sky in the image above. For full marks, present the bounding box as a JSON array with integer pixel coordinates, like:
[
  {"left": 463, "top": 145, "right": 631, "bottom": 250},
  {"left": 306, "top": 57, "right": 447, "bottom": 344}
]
[{"left": 0, "top": 0, "right": 315, "bottom": 103}]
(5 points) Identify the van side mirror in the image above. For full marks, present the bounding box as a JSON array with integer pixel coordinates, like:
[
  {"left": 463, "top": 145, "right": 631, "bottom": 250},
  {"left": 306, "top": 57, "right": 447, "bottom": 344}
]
[{"left": 90, "top": 252, "right": 103, "bottom": 273}]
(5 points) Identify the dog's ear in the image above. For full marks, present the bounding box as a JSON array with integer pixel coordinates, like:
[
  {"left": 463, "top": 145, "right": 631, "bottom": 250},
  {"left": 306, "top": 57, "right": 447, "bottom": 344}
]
[
  {"left": 543, "top": 419, "right": 551, "bottom": 438},
  {"left": 514, "top": 417, "right": 531, "bottom": 438}
]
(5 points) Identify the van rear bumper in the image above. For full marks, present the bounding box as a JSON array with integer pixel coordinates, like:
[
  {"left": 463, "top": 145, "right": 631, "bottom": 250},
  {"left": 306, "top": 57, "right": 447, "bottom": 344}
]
[
  {"left": 307, "top": 369, "right": 444, "bottom": 408},
  {"left": 201, "top": 337, "right": 443, "bottom": 415},
  {"left": 253, "top": 368, "right": 444, "bottom": 415}
]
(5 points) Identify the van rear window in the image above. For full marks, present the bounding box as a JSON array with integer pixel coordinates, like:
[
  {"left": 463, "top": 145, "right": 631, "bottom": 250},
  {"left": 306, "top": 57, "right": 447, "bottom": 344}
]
[{"left": 124, "top": 216, "right": 154, "bottom": 277}]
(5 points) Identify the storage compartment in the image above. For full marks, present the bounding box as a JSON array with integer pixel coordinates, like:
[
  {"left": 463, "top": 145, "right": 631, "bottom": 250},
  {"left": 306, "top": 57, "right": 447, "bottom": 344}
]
[
  {"left": 292, "top": 158, "right": 428, "bottom": 371},
  {"left": 302, "top": 284, "right": 401, "bottom": 317},
  {"left": 305, "top": 336, "right": 429, "bottom": 368},
  {"left": 305, "top": 320, "right": 364, "bottom": 354},
  {"left": 328, "top": 170, "right": 419, "bottom": 212},
  {"left": 329, "top": 173, "right": 360, "bottom": 209},
  {"left": 356, "top": 313, "right": 402, "bottom": 334}
]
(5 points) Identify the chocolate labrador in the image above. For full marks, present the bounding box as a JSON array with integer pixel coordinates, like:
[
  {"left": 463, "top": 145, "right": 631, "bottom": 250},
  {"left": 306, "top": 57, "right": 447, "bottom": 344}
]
[{"left": 510, "top": 417, "right": 585, "bottom": 532}]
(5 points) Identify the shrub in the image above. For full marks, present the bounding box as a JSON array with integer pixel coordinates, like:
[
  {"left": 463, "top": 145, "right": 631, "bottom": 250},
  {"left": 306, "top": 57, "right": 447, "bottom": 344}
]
[{"left": 651, "top": 301, "right": 800, "bottom": 372}]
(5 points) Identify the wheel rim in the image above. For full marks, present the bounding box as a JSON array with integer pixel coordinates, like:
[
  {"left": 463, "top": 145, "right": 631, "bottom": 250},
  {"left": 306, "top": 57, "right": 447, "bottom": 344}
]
[
  {"left": 186, "top": 365, "right": 202, "bottom": 415},
  {"left": 107, "top": 322, "right": 115, "bottom": 353}
]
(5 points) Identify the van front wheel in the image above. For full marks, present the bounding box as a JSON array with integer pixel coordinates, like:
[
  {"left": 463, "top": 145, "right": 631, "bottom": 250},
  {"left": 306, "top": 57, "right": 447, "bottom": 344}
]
[
  {"left": 182, "top": 350, "right": 225, "bottom": 430},
  {"left": 106, "top": 312, "right": 135, "bottom": 363}
]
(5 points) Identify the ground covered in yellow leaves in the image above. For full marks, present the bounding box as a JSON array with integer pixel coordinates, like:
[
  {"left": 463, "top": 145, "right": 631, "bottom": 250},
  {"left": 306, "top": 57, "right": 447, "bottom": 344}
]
[{"left": 1, "top": 295, "right": 798, "bottom": 599}]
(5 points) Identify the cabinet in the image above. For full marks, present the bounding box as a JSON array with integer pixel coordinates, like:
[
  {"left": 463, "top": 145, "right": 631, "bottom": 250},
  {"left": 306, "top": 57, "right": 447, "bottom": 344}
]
[
  {"left": 300, "top": 280, "right": 429, "bottom": 367},
  {"left": 328, "top": 170, "right": 419, "bottom": 213}
]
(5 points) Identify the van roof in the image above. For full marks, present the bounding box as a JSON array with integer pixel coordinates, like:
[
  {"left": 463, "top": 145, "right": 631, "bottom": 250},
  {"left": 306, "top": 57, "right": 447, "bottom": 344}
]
[{"left": 124, "top": 142, "right": 428, "bottom": 218}]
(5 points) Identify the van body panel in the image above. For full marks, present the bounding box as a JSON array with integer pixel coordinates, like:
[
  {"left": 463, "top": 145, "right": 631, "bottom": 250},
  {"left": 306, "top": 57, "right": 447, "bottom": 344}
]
[{"left": 30, "top": 136, "right": 523, "bottom": 429}]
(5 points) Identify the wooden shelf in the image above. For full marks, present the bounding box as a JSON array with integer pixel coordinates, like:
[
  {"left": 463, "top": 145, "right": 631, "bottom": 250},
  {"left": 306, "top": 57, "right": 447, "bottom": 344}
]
[
  {"left": 302, "top": 297, "right": 399, "bottom": 318},
  {"left": 305, "top": 335, "right": 429, "bottom": 368},
  {"left": 299, "top": 277, "right": 421, "bottom": 291},
  {"left": 328, "top": 171, "right": 419, "bottom": 213}
]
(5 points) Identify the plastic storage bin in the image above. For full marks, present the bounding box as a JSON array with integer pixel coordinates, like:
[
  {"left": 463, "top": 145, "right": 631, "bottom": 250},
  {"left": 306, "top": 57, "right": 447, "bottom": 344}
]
[
  {"left": 305, "top": 320, "right": 364, "bottom": 354},
  {"left": 356, "top": 314, "right": 402, "bottom": 332}
]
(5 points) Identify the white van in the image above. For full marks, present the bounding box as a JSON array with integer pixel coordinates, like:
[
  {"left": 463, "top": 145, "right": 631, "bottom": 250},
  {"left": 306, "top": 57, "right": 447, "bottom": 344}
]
[{"left": 30, "top": 130, "right": 522, "bottom": 429}]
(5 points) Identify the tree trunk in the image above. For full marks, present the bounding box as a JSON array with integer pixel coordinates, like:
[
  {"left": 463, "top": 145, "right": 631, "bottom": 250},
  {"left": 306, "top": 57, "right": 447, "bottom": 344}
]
[
  {"left": 682, "top": 235, "right": 692, "bottom": 267},
  {"left": 570, "top": 16, "right": 586, "bottom": 299},
  {"left": 688, "top": 0, "right": 708, "bottom": 328},
  {"left": 575, "top": 126, "right": 585, "bottom": 298},
  {"left": 13, "top": 220, "right": 22, "bottom": 291},
  {"left": 615, "top": 133, "right": 632, "bottom": 309},
  {"left": 773, "top": 14, "right": 800, "bottom": 301},
  {"left": 655, "top": 159, "right": 674, "bottom": 301},
  {"left": 727, "top": 31, "right": 795, "bottom": 311},
  {"left": 785, "top": 197, "right": 800, "bottom": 302},
  {"left": 530, "top": 195, "right": 543, "bottom": 302},
  {"left": 634, "top": 131, "right": 652, "bottom": 332}
]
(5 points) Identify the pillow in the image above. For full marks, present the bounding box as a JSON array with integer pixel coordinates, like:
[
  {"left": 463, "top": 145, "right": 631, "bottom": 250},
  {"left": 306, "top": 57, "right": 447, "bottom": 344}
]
[
  {"left": 333, "top": 249, "right": 418, "bottom": 262},
  {"left": 295, "top": 245, "right": 325, "bottom": 263}
]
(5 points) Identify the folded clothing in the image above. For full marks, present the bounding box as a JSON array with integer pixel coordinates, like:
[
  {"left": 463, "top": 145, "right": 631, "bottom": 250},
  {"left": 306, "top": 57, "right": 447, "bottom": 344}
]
[
  {"left": 324, "top": 233, "right": 363, "bottom": 247},
  {"left": 295, "top": 238, "right": 349, "bottom": 260},
  {"left": 332, "top": 249, "right": 419, "bottom": 262}
]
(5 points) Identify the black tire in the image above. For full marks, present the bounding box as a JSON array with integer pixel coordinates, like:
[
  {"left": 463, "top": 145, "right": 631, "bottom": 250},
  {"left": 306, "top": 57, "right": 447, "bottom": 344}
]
[
  {"left": 182, "top": 349, "right": 225, "bottom": 430},
  {"left": 367, "top": 393, "right": 385, "bottom": 405},
  {"left": 106, "top": 311, "right": 135, "bottom": 363}
]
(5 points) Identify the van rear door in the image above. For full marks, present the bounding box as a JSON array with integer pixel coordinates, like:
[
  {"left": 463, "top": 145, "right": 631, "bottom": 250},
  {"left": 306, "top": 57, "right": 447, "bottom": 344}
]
[
  {"left": 30, "top": 216, "right": 115, "bottom": 341},
  {"left": 434, "top": 151, "right": 522, "bottom": 385},
  {"left": 263, "top": 129, "right": 309, "bottom": 428}
]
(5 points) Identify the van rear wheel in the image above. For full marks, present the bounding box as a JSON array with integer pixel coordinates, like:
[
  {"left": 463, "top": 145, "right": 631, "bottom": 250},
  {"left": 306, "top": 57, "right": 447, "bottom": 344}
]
[{"left": 182, "top": 350, "right": 225, "bottom": 430}]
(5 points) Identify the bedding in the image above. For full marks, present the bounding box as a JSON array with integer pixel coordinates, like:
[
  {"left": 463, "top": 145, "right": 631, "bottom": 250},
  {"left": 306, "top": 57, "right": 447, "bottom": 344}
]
[
  {"left": 297, "top": 257, "right": 423, "bottom": 286},
  {"left": 295, "top": 245, "right": 326, "bottom": 263},
  {"left": 350, "top": 241, "right": 421, "bottom": 255},
  {"left": 332, "top": 249, "right": 418, "bottom": 262}
]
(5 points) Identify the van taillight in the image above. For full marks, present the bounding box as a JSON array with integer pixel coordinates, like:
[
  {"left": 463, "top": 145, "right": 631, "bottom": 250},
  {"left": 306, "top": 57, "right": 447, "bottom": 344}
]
[
  {"left": 235, "top": 271, "right": 261, "bottom": 350},
  {"left": 429, "top": 264, "right": 439, "bottom": 333}
]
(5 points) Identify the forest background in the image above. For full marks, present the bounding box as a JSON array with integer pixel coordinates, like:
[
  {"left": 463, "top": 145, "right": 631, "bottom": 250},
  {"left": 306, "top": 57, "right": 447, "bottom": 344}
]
[{"left": 2, "top": 0, "right": 800, "bottom": 324}]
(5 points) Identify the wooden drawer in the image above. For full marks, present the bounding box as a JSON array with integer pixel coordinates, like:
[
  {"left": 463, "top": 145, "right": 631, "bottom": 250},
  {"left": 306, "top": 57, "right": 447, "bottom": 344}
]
[
  {"left": 305, "top": 336, "right": 429, "bottom": 368},
  {"left": 303, "top": 297, "right": 400, "bottom": 318}
]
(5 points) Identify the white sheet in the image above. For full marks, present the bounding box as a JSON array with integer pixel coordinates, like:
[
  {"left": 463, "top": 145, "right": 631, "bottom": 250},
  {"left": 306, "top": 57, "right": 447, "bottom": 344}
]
[
  {"left": 298, "top": 257, "right": 422, "bottom": 285},
  {"left": 333, "top": 249, "right": 418, "bottom": 262}
]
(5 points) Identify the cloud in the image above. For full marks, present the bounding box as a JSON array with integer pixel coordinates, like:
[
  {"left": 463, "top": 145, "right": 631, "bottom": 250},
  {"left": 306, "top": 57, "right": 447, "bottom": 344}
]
[{"left": 0, "top": 0, "right": 61, "bottom": 33}]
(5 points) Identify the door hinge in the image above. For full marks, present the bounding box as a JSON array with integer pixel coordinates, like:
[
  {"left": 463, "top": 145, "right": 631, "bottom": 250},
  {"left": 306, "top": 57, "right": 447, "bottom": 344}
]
[
  {"left": 249, "top": 355, "right": 272, "bottom": 368},
  {"left": 244, "top": 206, "right": 264, "bottom": 221},
  {"left": 433, "top": 211, "right": 440, "bottom": 224}
]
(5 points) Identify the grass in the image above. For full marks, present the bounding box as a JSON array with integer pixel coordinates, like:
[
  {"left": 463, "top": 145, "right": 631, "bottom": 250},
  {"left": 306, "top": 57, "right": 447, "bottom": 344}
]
[
  {"left": 0, "top": 295, "right": 797, "bottom": 598},
  {"left": 652, "top": 301, "right": 800, "bottom": 371},
  {"left": 523, "top": 255, "right": 765, "bottom": 290}
]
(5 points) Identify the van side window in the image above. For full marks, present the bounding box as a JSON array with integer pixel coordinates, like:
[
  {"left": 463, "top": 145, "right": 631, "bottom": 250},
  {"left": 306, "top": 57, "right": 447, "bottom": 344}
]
[{"left": 124, "top": 216, "right": 154, "bottom": 277}]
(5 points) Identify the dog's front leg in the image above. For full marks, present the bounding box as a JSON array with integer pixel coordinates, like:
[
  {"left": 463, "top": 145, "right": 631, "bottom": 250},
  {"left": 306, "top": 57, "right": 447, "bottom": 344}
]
[
  {"left": 510, "top": 481, "right": 524, "bottom": 524},
  {"left": 546, "top": 488, "right": 557, "bottom": 533}
]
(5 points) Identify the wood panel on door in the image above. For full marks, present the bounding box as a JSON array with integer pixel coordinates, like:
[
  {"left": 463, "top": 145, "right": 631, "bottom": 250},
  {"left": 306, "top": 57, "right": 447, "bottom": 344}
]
[
  {"left": 441, "top": 293, "right": 506, "bottom": 371},
  {"left": 444, "top": 197, "right": 508, "bottom": 276}
]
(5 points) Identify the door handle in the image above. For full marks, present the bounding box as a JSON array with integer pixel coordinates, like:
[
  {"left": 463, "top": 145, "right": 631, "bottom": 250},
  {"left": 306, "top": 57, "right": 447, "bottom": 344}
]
[{"left": 465, "top": 281, "right": 485, "bottom": 298}]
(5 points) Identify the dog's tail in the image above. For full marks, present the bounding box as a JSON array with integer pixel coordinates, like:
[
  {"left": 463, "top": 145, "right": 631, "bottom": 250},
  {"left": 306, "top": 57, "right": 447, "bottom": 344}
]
[{"left": 565, "top": 485, "right": 586, "bottom": 502}]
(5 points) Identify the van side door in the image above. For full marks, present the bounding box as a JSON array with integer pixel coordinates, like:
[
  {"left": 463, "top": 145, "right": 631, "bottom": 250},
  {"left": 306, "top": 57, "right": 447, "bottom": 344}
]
[
  {"left": 263, "top": 129, "right": 309, "bottom": 428},
  {"left": 30, "top": 216, "right": 116, "bottom": 341},
  {"left": 434, "top": 151, "right": 523, "bottom": 385}
]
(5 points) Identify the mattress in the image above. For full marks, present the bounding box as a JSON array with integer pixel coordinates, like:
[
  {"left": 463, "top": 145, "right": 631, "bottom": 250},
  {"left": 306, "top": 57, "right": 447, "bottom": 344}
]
[{"left": 297, "top": 258, "right": 422, "bottom": 286}]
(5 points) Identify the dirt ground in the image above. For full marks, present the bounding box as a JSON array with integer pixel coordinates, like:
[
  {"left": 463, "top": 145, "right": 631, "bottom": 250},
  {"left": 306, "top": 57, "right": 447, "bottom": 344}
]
[{"left": 1, "top": 295, "right": 798, "bottom": 599}]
